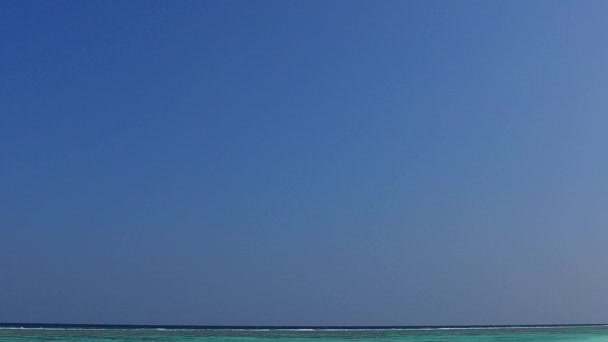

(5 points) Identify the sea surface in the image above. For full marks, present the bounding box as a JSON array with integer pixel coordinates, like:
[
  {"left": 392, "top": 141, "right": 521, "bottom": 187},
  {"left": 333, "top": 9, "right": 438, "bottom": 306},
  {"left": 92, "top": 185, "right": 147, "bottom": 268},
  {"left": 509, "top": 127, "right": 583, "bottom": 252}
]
[{"left": 1, "top": 325, "right": 608, "bottom": 342}]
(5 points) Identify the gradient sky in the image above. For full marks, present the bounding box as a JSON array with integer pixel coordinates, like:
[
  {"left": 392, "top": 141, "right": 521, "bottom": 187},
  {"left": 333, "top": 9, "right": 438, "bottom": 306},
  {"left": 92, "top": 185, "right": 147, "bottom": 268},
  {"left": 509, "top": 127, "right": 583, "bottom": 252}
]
[{"left": 2, "top": 0, "right": 608, "bottom": 326}]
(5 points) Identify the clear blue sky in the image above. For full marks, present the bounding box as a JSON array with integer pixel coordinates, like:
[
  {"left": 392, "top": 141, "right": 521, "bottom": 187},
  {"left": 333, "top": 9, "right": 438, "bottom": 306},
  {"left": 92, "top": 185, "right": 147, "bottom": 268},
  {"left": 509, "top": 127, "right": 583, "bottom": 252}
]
[{"left": 2, "top": 0, "right": 608, "bottom": 326}]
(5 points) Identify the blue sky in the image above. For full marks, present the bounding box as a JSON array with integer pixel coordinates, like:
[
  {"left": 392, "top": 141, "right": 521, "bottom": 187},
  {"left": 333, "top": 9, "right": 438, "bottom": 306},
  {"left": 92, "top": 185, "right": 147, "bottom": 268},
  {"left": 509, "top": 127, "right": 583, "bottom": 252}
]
[{"left": 1, "top": 0, "right": 608, "bottom": 326}]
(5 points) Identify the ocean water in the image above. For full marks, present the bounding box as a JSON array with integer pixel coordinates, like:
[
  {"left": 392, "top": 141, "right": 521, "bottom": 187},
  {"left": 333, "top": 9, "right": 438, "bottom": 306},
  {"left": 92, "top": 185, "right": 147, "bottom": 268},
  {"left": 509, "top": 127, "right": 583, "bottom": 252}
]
[{"left": 1, "top": 325, "right": 608, "bottom": 342}]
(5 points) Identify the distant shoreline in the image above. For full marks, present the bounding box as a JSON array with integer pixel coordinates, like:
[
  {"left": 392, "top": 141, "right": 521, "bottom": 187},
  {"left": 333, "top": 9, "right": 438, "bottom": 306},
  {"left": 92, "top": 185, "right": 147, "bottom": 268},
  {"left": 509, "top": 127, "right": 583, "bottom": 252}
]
[{"left": 1, "top": 323, "right": 606, "bottom": 330}]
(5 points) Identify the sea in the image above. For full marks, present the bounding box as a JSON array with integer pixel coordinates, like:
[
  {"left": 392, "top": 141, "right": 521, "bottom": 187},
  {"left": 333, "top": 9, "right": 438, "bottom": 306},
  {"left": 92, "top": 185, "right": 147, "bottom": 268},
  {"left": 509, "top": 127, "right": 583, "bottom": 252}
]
[{"left": 1, "top": 324, "right": 608, "bottom": 342}]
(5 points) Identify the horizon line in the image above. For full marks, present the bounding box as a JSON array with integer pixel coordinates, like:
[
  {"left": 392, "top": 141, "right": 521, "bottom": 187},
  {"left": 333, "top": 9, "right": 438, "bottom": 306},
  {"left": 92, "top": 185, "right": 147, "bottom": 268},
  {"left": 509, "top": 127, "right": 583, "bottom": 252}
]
[{"left": 1, "top": 322, "right": 607, "bottom": 329}]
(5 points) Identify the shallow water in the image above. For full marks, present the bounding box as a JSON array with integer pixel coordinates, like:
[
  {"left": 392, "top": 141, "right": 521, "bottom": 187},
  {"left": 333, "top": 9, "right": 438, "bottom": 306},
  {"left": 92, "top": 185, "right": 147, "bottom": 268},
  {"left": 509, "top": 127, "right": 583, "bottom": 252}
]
[{"left": 1, "top": 325, "right": 607, "bottom": 342}]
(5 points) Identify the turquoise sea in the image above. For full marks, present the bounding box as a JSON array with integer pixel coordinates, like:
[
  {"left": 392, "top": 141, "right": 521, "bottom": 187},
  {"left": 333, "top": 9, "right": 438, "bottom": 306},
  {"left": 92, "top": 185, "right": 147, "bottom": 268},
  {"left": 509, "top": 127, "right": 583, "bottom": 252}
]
[{"left": 1, "top": 325, "right": 608, "bottom": 342}]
